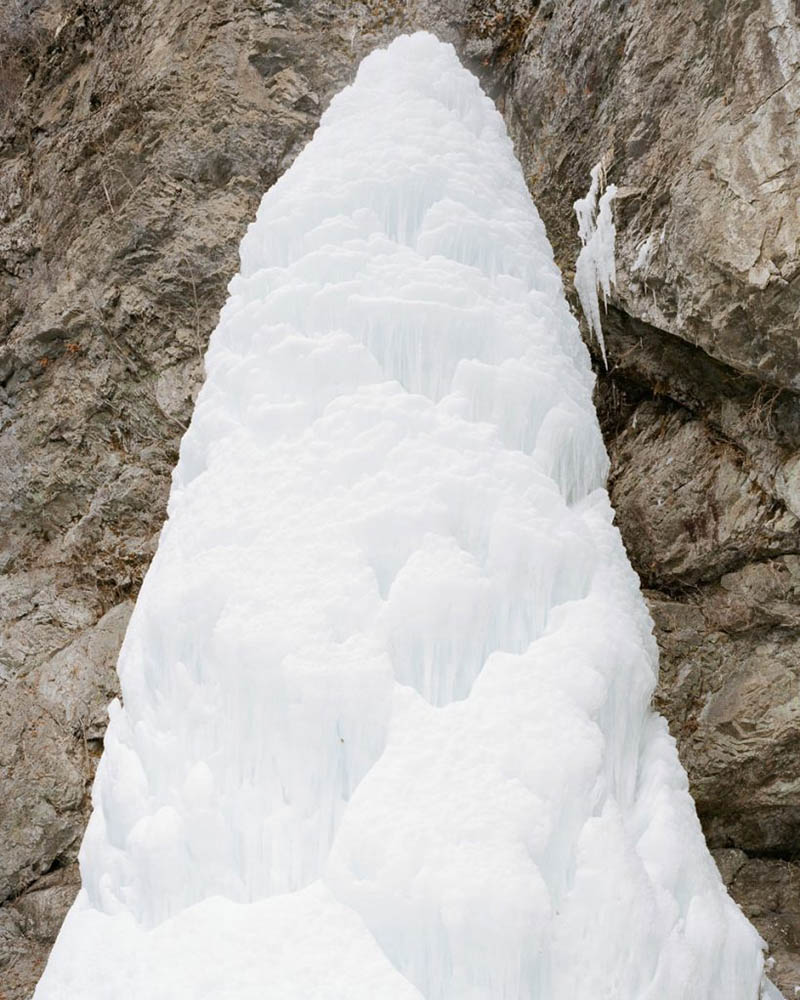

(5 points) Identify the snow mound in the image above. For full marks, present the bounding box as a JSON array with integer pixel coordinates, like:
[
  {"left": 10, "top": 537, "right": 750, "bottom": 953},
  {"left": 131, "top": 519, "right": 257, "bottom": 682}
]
[{"left": 36, "top": 32, "right": 768, "bottom": 1000}]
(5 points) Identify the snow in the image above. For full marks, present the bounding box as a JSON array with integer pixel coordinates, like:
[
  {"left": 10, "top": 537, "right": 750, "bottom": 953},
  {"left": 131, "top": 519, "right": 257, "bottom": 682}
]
[
  {"left": 36, "top": 32, "right": 771, "bottom": 1000},
  {"left": 574, "top": 160, "right": 617, "bottom": 365}
]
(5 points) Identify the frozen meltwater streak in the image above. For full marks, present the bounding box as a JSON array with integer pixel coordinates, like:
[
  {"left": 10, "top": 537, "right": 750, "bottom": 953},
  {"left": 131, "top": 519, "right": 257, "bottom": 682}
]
[{"left": 36, "top": 32, "right": 771, "bottom": 1000}]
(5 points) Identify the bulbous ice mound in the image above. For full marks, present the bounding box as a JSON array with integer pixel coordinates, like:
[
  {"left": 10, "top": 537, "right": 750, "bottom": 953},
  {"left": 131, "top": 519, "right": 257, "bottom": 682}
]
[{"left": 36, "top": 32, "right": 769, "bottom": 1000}]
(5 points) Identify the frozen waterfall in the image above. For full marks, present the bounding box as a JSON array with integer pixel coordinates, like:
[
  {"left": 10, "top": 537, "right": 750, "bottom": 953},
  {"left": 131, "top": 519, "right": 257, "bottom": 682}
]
[{"left": 35, "top": 32, "right": 770, "bottom": 1000}]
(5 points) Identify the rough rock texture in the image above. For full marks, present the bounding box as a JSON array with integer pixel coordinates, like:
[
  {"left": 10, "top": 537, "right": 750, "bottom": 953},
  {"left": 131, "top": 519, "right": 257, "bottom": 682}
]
[
  {"left": 0, "top": 1, "right": 798, "bottom": 997},
  {"left": 715, "top": 849, "right": 800, "bottom": 993},
  {"left": 508, "top": 0, "right": 800, "bottom": 389}
]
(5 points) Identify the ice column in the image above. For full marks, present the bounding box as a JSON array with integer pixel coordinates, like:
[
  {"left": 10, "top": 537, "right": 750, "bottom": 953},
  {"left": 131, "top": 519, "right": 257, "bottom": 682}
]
[{"left": 35, "top": 32, "right": 770, "bottom": 1000}]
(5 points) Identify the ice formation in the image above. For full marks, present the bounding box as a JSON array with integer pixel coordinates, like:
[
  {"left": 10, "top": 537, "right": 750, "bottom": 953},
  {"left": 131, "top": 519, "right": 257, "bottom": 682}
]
[
  {"left": 36, "top": 32, "right": 770, "bottom": 1000},
  {"left": 574, "top": 160, "right": 617, "bottom": 365}
]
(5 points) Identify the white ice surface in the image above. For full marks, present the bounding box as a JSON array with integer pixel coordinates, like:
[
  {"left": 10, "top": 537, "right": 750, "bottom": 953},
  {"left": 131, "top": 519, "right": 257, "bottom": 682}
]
[{"left": 36, "top": 32, "right": 769, "bottom": 1000}]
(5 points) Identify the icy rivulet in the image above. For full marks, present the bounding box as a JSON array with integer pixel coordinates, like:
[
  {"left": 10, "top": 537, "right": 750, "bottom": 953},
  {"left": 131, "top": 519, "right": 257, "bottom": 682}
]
[{"left": 35, "top": 33, "right": 770, "bottom": 1000}]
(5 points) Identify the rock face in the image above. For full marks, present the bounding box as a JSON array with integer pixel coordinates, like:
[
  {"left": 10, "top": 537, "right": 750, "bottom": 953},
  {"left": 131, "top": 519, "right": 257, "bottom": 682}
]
[
  {"left": 508, "top": 0, "right": 800, "bottom": 390},
  {"left": 0, "top": 1, "right": 798, "bottom": 997}
]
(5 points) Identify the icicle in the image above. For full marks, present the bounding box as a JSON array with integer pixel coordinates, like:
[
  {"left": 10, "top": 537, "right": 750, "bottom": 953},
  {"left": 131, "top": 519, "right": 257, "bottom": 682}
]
[{"left": 574, "top": 158, "right": 617, "bottom": 366}]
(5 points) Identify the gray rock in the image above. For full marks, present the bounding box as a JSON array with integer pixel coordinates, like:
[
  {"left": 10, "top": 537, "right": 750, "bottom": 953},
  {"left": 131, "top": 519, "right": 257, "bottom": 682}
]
[
  {"left": 507, "top": 0, "right": 800, "bottom": 390},
  {"left": 0, "top": 681, "right": 84, "bottom": 903},
  {"left": 31, "top": 602, "right": 130, "bottom": 740},
  {"left": 0, "top": 864, "right": 80, "bottom": 998},
  {"left": 715, "top": 851, "right": 800, "bottom": 997},
  {"left": 651, "top": 590, "right": 800, "bottom": 856},
  {"left": 610, "top": 404, "right": 797, "bottom": 586}
]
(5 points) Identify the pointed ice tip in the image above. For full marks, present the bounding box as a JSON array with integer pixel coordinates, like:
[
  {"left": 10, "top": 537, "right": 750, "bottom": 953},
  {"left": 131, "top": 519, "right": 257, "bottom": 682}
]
[
  {"left": 351, "top": 31, "right": 457, "bottom": 82},
  {"left": 341, "top": 30, "right": 487, "bottom": 125},
  {"left": 239, "top": 22, "right": 543, "bottom": 286},
  {"left": 369, "top": 30, "right": 455, "bottom": 61}
]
